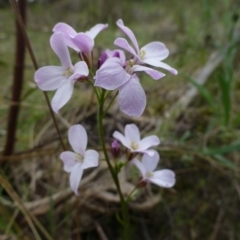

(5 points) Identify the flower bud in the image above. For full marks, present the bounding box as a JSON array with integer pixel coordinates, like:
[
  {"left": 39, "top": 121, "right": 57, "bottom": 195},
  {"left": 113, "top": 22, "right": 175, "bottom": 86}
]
[
  {"left": 98, "top": 51, "right": 108, "bottom": 69},
  {"left": 111, "top": 140, "right": 120, "bottom": 158},
  {"left": 112, "top": 51, "right": 120, "bottom": 58}
]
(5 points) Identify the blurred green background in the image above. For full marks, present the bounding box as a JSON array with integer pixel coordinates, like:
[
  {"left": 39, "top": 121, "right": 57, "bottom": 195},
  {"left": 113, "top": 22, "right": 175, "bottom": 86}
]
[{"left": 0, "top": 0, "right": 240, "bottom": 239}]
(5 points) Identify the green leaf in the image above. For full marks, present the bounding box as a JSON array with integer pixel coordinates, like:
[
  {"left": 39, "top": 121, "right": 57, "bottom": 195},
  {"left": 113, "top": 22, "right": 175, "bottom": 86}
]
[
  {"left": 185, "top": 75, "right": 217, "bottom": 110},
  {"left": 204, "top": 140, "right": 240, "bottom": 155},
  {"left": 213, "top": 154, "right": 236, "bottom": 170}
]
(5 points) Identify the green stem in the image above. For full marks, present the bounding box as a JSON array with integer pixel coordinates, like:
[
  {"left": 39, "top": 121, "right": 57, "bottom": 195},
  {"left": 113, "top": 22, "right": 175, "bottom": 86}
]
[
  {"left": 104, "top": 90, "right": 112, "bottom": 101},
  {"left": 87, "top": 80, "right": 100, "bottom": 101},
  {"left": 125, "top": 186, "right": 138, "bottom": 204},
  {"left": 103, "top": 91, "right": 118, "bottom": 117},
  {"left": 97, "top": 90, "right": 130, "bottom": 240}
]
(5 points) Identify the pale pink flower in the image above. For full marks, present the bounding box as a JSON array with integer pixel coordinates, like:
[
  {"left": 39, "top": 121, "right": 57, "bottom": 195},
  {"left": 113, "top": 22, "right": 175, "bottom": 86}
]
[
  {"left": 115, "top": 19, "right": 178, "bottom": 75},
  {"left": 132, "top": 150, "right": 175, "bottom": 188},
  {"left": 94, "top": 56, "right": 163, "bottom": 116},
  {"left": 60, "top": 125, "right": 99, "bottom": 195},
  {"left": 95, "top": 20, "right": 177, "bottom": 117},
  {"left": 34, "top": 33, "right": 89, "bottom": 113},
  {"left": 113, "top": 124, "right": 160, "bottom": 156},
  {"left": 95, "top": 33, "right": 168, "bottom": 116},
  {"left": 53, "top": 22, "right": 108, "bottom": 67}
]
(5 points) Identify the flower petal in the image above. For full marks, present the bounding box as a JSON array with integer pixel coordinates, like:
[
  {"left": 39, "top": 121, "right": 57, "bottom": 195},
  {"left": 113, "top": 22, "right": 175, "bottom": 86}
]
[
  {"left": 116, "top": 19, "right": 139, "bottom": 53},
  {"left": 70, "top": 163, "right": 83, "bottom": 195},
  {"left": 68, "top": 124, "right": 87, "bottom": 154},
  {"left": 124, "top": 124, "right": 140, "bottom": 143},
  {"left": 60, "top": 151, "right": 77, "bottom": 172},
  {"left": 52, "top": 22, "right": 78, "bottom": 51},
  {"left": 142, "top": 150, "right": 159, "bottom": 172},
  {"left": 138, "top": 136, "right": 160, "bottom": 151},
  {"left": 131, "top": 65, "right": 165, "bottom": 80},
  {"left": 136, "top": 149, "right": 156, "bottom": 156},
  {"left": 141, "top": 42, "right": 169, "bottom": 61},
  {"left": 34, "top": 66, "right": 65, "bottom": 91},
  {"left": 118, "top": 76, "right": 146, "bottom": 117},
  {"left": 51, "top": 80, "right": 74, "bottom": 113},
  {"left": 143, "top": 59, "right": 178, "bottom": 75},
  {"left": 113, "top": 131, "right": 130, "bottom": 149},
  {"left": 69, "top": 61, "right": 89, "bottom": 82},
  {"left": 95, "top": 58, "right": 131, "bottom": 90},
  {"left": 150, "top": 169, "right": 176, "bottom": 188},
  {"left": 74, "top": 61, "right": 89, "bottom": 76},
  {"left": 85, "top": 23, "right": 108, "bottom": 39},
  {"left": 72, "top": 33, "right": 94, "bottom": 54},
  {"left": 131, "top": 158, "right": 147, "bottom": 177},
  {"left": 50, "top": 33, "right": 73, "bottom": 68},
  {"left": 82, "top": 149, "right": 99, "bottom": 169},
  {"left": 114, "top": 38, "right": 138, "bottom": 58}
]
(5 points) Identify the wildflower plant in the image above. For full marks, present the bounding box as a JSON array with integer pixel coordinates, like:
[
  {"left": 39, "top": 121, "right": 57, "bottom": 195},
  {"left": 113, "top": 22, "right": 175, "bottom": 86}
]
[{"left": 34, "top": 19, "right": 177, "bottom": 239}]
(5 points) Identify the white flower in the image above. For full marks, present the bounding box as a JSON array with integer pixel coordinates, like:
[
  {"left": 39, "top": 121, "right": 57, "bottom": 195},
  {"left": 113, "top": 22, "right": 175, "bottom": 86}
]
[
  {"left": 113, "top": 124, "right": 160, "bottom": 156},
  {"left": 115, "top": 19, "right": 178, "bottom": 75},
  {"left": 34, "top": 33, "right": 89, "bottom": 113},
  {"left": 60, "top": 125, "right": 99, "bottom": 195},
  {"left": 132, "top": 150, "right": 175, "bottom": 188}
]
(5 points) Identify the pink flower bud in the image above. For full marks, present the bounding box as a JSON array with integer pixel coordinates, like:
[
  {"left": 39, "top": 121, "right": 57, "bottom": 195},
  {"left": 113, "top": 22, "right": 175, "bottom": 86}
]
[
  {"left": 98, "top": 51, "right": 108, "bottom": 69},
  {"left": 111, "top": 140, "right": 120, "bottom": 158}
]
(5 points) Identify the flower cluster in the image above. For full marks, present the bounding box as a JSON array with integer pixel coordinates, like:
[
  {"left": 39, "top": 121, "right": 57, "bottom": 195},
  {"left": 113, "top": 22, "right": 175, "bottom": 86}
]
[
  {"left": 113, "top": 124, "right": 175, "bottom": 188},
  {"left": 34, "top": 19, "right": 177, "bottom": 116},
  {"left": 95, "top": 19, "right": 177, "bottom": 116},
  {"left": 34, "top": 20, "right": 176, "bottom": 195}
]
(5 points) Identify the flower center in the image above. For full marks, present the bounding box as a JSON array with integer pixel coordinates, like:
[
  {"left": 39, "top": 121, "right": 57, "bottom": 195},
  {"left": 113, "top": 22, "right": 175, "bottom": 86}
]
[
  {"left": 139, "top": 50, "right": 146, "bottom": 60},
  {"left": 125, "top": 59, "right": 135, "bottom": 73},
  {"left": 62, "top": 67, "right": 73, "bottom": 77},
  {"left": 75, "top": 153, "right": 84, "bottom": 163},
  {"left": 146, "top": 172, "right": 153, "bottom": 178},
  {"left": 130, "top": 141, "right": 138, "bottom": 150}
]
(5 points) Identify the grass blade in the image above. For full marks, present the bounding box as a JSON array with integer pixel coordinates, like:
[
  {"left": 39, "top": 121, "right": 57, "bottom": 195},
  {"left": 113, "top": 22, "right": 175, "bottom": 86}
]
[{"left": 186, "top": 75, "right": 217, "bottom": 110}]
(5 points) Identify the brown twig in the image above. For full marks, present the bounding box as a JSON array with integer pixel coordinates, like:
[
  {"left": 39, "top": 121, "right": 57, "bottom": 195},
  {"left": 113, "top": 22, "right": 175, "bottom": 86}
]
[
  {"left": 4, "top": 0, "right": 66, "bottom": 159},
  {"left": 94, "top": 221, "right": 109, "bottom": 240},
  {"left": 0, "top": 173, "right": 42, "bottom": 240},
  {"left": 2, "top": 0, "right": 27, "bottom": 158},
  {"left": 0, "top": 171, "right": 56, "bottom": 240}
]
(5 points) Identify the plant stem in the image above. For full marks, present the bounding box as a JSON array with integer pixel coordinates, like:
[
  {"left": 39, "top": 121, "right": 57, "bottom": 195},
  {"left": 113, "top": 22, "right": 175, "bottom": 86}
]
[
  {"left": 103, "top": 91, "right": 118, "bottom": 117},
  {"left": 3, "top": 0, "right": 27, "bottom": 158},
  {"left": 8, "top": 0, "right": 66, "bottom": 152},
  {"left": 97, "top": 90, "right": 130, "bottom": 239}
]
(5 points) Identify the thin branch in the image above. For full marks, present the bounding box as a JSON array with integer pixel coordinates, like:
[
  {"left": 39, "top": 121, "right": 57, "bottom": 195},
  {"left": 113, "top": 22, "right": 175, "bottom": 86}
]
[
  {"left": 0, "top": 173, "right": 42, "bottom": 240},
  {"left": 0, "top": 172, "right": 55, "bottom": 240},
  {"left": 3, "top": 0, "right": 27, "bottom": 157},
  {"left": 8, "top": 0, "right": 66, "bottom": 153}
]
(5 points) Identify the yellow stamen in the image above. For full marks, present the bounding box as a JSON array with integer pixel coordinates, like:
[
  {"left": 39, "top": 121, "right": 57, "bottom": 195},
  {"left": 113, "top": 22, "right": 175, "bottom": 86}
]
[
  {"left": 130, "top": 141, "right": 138, "bottom": 150},
  {"left": 125, "top": 59, "right": 135, "bottom": 73},
  {"left": 75, "top": 153, "right": 84, "bottom": 163},
  {"left": 139, "top": 50, "right": 146, "bottom": 60},
  {"left": 62, "top": 67, "right": 73, "bottom": 77},
  {"left": 146, "top": 172, "right": 153, "bottom": 178}
]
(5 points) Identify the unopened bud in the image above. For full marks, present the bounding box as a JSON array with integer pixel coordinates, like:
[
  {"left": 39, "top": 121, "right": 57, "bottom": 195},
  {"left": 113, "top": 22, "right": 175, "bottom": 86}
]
[
  {"left": 111, "top": 140, "right": 120, "bottom": 158},
  {"left": 98, "top": 51, "right": 108, "bottom": 69},
  {"left": 112, "top": 51, "right": 120, "bottom": 58}
]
